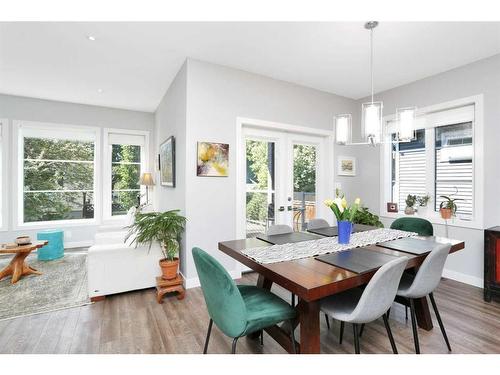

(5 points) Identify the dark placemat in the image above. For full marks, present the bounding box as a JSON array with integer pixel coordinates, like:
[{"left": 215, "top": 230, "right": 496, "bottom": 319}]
[
  {"left": 315, "top": 248, "right": 398, "bottom": 274},
  {"left": 377, "top": 237, "right": 442, "bottom": 255},
  {"left": 256, "top": 232, "right": 322, "bottom": 245},
  {"left": 307, "top": 224, "right": 376, "bottom": 237}
]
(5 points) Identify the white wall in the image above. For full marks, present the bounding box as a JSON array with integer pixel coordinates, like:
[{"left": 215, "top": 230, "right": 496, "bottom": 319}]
[
  {"left": 181, "top": 59, "right": 364, "bottom": 284},
  {"left": 153, "top": 62, "right": 188, "bottom": 274},
  {"left": 0, "top": 94, "right": 154, "bottom": 246},
  {"left": 354, "top": 54, "right": 500, "bottom": 287}
]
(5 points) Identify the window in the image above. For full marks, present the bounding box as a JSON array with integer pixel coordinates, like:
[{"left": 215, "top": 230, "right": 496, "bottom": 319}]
[
  {"left": 435, "top": 122, "right": 473, "bottom": 219},
  {"left": 111, "top": 144, "right": 141, "bottom": 215},
  {"left": 19, "top": 125, "right": 97, "bottom": 224},
  {"left": 391, "top": 129, "right": 426, "bottom": 211},
  {"left": 383, "top": 99, "right": 481, "bottom": 225},
  {"left": 104, "top": 130, "right": 148, "bottom": 218}
]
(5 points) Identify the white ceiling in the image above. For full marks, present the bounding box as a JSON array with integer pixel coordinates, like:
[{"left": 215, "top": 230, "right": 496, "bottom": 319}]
[{"left": 1, "top": 22, "right": 499, "bottom": 112}]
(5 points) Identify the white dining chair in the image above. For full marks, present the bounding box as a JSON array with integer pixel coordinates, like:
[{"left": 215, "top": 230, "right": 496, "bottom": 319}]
[{"left": 321, "top": 256, "right": 408, "bottom": 354}]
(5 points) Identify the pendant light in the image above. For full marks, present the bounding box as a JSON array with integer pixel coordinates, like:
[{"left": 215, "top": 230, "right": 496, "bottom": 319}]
[
  {"left": 396, "top": 106, "right": 417, "bottom": 142},
  {"left": 361, "top": 21, "right": 383, "bottom": 146},
  {"left": 334, "top": 22, "right": 417, "bottom": 146}
]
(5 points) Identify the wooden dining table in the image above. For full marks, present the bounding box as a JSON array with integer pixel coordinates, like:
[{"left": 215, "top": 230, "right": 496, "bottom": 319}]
[{"left": 218, "top": 231, "right": 464, "bottom": 354}]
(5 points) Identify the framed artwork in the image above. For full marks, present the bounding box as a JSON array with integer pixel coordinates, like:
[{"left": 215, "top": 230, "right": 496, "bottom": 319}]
[
  {"left": 337, "top": 156, "right": 356, "bottom": 176},
  {"left": 387, "top": 202, "right": 399, "bottom": 213},
  {"left": 159, "top": 136, "right": 175, "bottom": 187},
  {"left": 197, "top": 142, "right": 229, "bottom": 177}
]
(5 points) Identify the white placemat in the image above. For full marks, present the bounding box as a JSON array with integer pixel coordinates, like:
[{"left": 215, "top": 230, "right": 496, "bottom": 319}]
[{"left": 242, "top": 228, "right": 417, "bottom": 264}]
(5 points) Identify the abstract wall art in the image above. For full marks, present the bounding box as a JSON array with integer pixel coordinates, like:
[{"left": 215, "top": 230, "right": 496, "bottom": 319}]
[{"left": 197, "top": 142, "right": 229, "bottom": 177}]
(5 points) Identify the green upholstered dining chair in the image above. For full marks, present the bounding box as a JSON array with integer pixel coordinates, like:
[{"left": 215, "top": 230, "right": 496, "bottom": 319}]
[
  {"left": 390, "top": 217, "right": 434, "bottom": 236},
  {"left": 192, "top": 247, "right": 297, "bottom": 354}
]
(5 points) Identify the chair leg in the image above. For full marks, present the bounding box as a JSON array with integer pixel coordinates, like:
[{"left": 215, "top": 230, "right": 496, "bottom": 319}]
[
  {"left": 291, "top": 293, "right": 295, "bottom": 307},
  {"left": 353, "top": 324, "right": 361, "bottom": 354},
  {"left": 359, "top": 323, "right": 365, "bottom": 337},
  {"left": 383, "top": 313, "right": 398, "bottom": 354},
  {"left": 231, "top": 337, "right": 239, "bottom": 354},
  {"left": 339, "top": 321, "right": 345, "bottom": 344},
  {"left": 260, "top": 330, "right": 264, "bottom": 346},
  {"left": 325, "top": 314, "right": 330, "bottom": 330},
  {"left": 409, "top": 299, "right": 420, "bottom": 354},
  {"left": 429, "top": 292, "right": 452, "bottom": 352},
  {"left": 405, "top": 305, "right": 408, "bottom": 320},
  {"left": 203, "top": 319, "right": 213, "bottom": 354},
  {"left": 288, "top": 320, "right": 297, "bottom": 354}
]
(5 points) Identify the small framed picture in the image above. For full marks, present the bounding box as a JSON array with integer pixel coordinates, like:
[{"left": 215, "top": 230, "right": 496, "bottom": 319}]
[
  {"left": 337, "top": 156, "right": 356, "bottom": 176},
  {"left": 387, "top": 202, "right": 398, "bottom": 213}
]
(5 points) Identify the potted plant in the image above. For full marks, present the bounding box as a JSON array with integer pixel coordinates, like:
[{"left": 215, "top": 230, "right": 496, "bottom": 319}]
[
  {"left": 439, "top": 195, "right": 462, "bottom": 220},
  {"left": 353, "top": 206, "right": 384, "bottom": 228},
  {"left": 126, "top": 210, "right": 187, "bottom": 280},
  {"left": 416, "top": 194, "right": 431, "bottom": 216},
  {"left": 324, "top": 193, "right": 361, "bottom": 244},
  {"left": 404, "top": 194, "right": 417, "bottom": 215}
]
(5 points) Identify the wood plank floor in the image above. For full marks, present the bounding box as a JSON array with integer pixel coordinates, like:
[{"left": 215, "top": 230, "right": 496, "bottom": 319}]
[{"left": 0, "top": 273, "right": 499, "bottom": 354}]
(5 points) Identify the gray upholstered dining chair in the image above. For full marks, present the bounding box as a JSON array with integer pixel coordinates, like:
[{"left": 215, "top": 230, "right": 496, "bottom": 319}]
[
  {"left": 321, "top": 256, "right": 408, "bottom": 354},
  {"left": 267, "top": 224, "right": 293, "bottom": 235},
  {"left": 307, "top": 218, "right": 330, "bottom": 230},
  {"left": 396, "top": 243, "right": 452, "bottom": 354}
]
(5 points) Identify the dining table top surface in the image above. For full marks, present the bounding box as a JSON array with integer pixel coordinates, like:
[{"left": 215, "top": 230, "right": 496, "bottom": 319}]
[{"left": 218, "top": 232, "right": 465, "bottom": 302}]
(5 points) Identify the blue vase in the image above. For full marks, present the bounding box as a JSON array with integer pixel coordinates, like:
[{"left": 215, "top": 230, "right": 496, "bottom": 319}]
[{"left": 338, "top": 221, "right": 353, "bottom": 244}]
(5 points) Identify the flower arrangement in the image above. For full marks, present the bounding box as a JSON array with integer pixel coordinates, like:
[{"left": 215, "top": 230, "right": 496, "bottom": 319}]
[
  {"left": 324, "top": 192, "right": 361, "bottom": 244},
  {"left": 324, "top": 196, "right": 361, "bottom": 223}
]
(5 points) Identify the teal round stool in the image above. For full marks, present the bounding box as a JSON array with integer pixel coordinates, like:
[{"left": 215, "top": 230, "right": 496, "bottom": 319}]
[{"left": 37, "top": 230, "right": 64, "bottom": 261}]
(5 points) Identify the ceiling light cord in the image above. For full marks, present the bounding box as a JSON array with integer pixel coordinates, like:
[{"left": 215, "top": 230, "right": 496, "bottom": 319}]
[{"left": 370, "top": 27, "right": 374, "bottom": 104}]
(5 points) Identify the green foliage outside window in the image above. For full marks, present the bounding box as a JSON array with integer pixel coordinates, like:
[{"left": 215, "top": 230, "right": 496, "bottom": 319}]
[
  {"left": 23, "top": 137, "right": 95, "bottom": 222},
  {"left": 111, "top": 144, "right": 142, "bottom": 215}
]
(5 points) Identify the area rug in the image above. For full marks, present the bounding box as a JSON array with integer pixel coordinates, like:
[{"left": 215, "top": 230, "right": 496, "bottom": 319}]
[{"left": 0, "top": 252, "right": 90, "bottom": 321}]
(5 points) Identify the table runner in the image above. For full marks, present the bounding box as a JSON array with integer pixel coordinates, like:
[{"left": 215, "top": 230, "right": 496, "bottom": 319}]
[{"left": 242, "top": 228, "right": 417, "bottom": 264}]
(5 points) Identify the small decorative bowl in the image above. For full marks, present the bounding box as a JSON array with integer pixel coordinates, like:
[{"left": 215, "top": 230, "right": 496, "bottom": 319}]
[{"left": 15, "top": 236, "right": 31, "bottom": 245}]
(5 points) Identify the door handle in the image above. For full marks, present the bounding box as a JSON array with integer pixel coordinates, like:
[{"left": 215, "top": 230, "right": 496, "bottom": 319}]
[
  {"left": 278, "top": 206, "right": 285, "bottom": 212},
  {"left": 287, "top": 206, "right": 293, "bottom": 211}
]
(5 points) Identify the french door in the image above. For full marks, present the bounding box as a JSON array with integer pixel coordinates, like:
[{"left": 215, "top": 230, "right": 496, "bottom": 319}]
[{"left": 241, "top": 126, "right": 330, "bottom": 239}]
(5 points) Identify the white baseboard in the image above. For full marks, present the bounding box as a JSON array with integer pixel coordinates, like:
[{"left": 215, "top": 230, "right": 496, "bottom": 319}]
[
  {"left": 181, "top": 269, "right": 242, "bottom": 290},
  {"left": 65, "top": 240, "right": 93, "bottom": 249},
  {"left": 442, "top": 268, "right": 483, "bottom": 288}
]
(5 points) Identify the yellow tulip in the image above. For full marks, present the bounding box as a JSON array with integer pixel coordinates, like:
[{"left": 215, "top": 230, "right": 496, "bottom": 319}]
[
  {"left": 341, "top": 198, "right": 348, "bottom": 208},
  {"left": 324, "top": 199, "right": 334, "bottom": 207}
]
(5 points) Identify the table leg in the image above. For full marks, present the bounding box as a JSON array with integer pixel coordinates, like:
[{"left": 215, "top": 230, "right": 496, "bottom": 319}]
[
  {"left": 414, "top": 296, "right": 433, "bottom": 331},
  {"left": 297, "top": 299, "right": 321, "bottom": 354},
  {"left": 0, "top": 251, "right": 41, "bottom": 284}
]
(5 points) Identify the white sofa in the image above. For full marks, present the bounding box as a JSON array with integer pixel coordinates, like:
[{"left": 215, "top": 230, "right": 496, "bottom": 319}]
[{"left": 87, "top": 208, "right": 164, "bottom": 299}]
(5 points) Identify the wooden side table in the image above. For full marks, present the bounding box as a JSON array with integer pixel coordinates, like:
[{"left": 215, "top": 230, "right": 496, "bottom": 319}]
[
  {"left": 156, "top": 274, "right": 185, "bottom": 303},
  {"left": 0, "top": 240, "right": 48, "bottom": 284}
]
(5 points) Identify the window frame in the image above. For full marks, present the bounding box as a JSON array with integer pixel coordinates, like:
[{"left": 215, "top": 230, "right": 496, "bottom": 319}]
[
  {"left": 379, "top": 95, "right": 484, "bottom": 230},
  {"left": 13, "top": 120, "right": 101, "bottom": 229},
  {"left": 0, "top": 119, "right": 8, "bottom": 232},
  {"left": 102, "top": 128, "right": 150, "bottom": 222}
]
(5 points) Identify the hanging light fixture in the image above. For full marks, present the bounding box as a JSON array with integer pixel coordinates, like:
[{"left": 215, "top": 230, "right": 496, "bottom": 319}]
[
  {"left": 335, "top": 114, "right": 352, "bottom": 145},
  {"left": 396, "top": 106, "right": 417, "bottom": 142},
  {"left": 335, "top": 21, "right": 416, "bottom": 146},
  {"left": 361, "top": 21, "right": 383, "bottom": 146}
]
